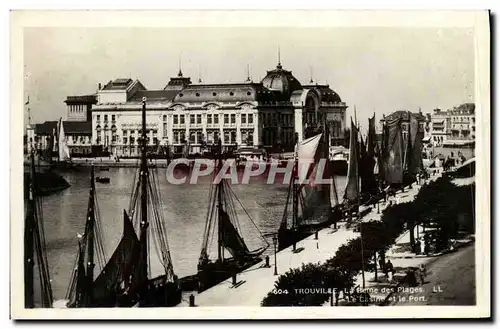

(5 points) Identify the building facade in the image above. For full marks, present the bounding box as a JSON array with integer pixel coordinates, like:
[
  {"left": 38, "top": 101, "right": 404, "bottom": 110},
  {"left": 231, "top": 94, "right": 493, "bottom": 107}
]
[
  {"left": 91, "top": 62, "right": 348, "bottom": 157},
  {"left": 65, "top": 95, "right": 98, "bottom": 122},
  {"left": 27, "top": 94, "right": 97, "bottom": 156}
]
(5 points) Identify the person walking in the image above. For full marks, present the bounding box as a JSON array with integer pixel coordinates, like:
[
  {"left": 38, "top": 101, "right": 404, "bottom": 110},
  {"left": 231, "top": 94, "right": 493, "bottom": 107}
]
[{"left": 386, "top": 260, "right": 394, "bottom": 283}]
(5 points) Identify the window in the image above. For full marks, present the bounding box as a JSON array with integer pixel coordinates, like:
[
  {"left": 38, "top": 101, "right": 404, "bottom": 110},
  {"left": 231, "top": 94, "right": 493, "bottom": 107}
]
[
  {"left": 174, "top": 115, "right": 179, "bottom": 124},
  {"left": 196, "top": 93, "right": 200, "bottom": 97},
  {"left": 153, "top": 137, "right": 158, "bottom": 145},
  {"left": 197, "top": 114, "right": 202, "bottom": 124},
  {"left": 241, "top": 113, "right": 247, "bottom": 124},
  {"left": 112, "top": 135, "right": 117, "bottom": 143},
  {"left": 207, "top": 114, "right": 212, "bottom": 124},
  {"left": 229, "top": 92, "right": 234, "bottom": 96},
  {"left": 196, "top": 131, "right": 203, "bottom": 144},
  {"left": 213, "top": 92, "right": 217, "bottom": 96},
  {"left": 112, "top": 115, "right": 115, "bottom": 121},
  {"left": 104, "top": 115, "right": 108, "bottom": 122},
  {"left": 248, "top": 113, "right": 253, "bottom": 124},
  {"left": 207, "top": 131, "right": 214, "bottom": 143},
  {"left": 231, "top": 114, "right": 236, "bottom": 124},
  {"left": 214, "top": 114, "right": 219, "bottom": 124},
  {"left": 72, "top": 136, "right": 77, "bottom": 143},
  {"left": 130, "top": 137, "right": 135, "bottom": 145},
  {"left": 123, "top": 137, "right": 128, "bottom": 144},
  {"left": 163, "top": 115, "right": 167, "bottom": 121},
  {"left": 190, "top": 132, "right": 196, "bottom": 143},
  {"left": 96, "top": 115, "right": 101, "bottom": 121},
  {"left": 180, "top": 115, "right": 185, "bottom": 124},
  {"left": 230, "top": 131, "right": 236, "bottom": 143},
  {"left": 173, "top": 131, "right": 179, "bottom": 144},
  {"left": 224, "top": 114, "right": 229, "bottom": 124},
  {"left": 224, "top": 131, "right": 230, "bottom": 143},
  {"left": 190, "top": 115, "right": 195, "bottom": 124}
]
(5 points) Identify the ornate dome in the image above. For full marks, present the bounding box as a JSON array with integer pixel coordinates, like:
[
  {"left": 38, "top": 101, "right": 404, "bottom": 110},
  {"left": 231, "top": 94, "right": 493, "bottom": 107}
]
[{"left": 261, "top": 62, "right": 302, "bottom": 96}]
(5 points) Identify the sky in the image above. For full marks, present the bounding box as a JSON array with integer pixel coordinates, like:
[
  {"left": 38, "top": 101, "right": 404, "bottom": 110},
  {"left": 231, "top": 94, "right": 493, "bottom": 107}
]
[{"left": 23, "top": 26, "right": 474, "bottom": 132}]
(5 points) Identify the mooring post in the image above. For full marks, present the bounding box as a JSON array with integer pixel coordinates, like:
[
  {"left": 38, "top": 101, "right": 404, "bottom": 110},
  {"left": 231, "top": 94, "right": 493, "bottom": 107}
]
[
  {"left": 265, "top": 255, "right": 270, "bottom": 268},
  {"left": 189, "top": 294, "right": 195, "bottom": 307},
  {"left": 232, "top": 273, "right": 237, "bottom": 285}
]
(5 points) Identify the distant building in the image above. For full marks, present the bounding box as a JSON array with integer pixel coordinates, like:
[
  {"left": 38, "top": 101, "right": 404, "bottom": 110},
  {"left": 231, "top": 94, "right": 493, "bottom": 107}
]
[
  {"left": 429, "top": 103, "right": 475, "bottom": 147},
  {"left": 380, "top": 110, "right": 426, "bottom": 142},
  {"left": 28, "top": 120, "right": 93, "bottom": 156},
  {"left": 91, "top": 62, "right": 348, "bottom": 157},
  {"left": 430, "top": 108, "right": 451, "bottom": 145},
  {"left": 65, "top": 94, "right": 98, "bottom": 122}
]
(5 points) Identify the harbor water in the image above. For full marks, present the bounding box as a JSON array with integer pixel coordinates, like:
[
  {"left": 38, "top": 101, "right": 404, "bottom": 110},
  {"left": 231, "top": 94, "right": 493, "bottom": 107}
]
[{"left": 39, "top": 165, "right": 347, "bottom": 301}]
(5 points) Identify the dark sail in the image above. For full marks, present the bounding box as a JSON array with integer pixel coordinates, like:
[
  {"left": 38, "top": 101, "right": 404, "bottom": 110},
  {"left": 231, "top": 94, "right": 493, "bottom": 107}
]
[
  {"left": 343, "top": 120, "right": 359, "bottom": 202},
  {"left": 92, "top": 211, "right": 141, "bottom": 306},
  {"left": 409, "top": 114, "right": 424, "bottom": 175},
  {"left": 220, "top": 210, "right": 251, "bottom": 260},
  {"left": 361, "top": 116, "right": 378, "bottom": 195},
  {"left": 382, "top": 117, "right": 404, "bottom": 184}
]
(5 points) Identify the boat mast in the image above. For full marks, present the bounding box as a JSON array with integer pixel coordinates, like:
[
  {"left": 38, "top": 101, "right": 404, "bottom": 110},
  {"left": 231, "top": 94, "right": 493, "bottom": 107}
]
[
  {"left": 355, "top": 124, "right": 366, "bottom": 289},
  {"left": 139, "top": 97, "right": 149, "bottom": 302},
  {"left": 217, "top": 138, "right": 223, "bottom": 262},
  {"left": 84, "top": 165, "right": 96, "bottom": 306},
  {"left": 292, "top": 133, "right": 298, "bottom": 250},
  {"left": 24, "top": 152, "right": 35, "bottom": 308}
]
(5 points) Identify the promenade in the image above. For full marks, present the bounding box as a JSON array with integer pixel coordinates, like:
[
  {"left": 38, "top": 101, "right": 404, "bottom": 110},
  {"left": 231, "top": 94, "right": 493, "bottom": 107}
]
[{"left": 178, "top": 173, "right": 443, "bottom": 307}]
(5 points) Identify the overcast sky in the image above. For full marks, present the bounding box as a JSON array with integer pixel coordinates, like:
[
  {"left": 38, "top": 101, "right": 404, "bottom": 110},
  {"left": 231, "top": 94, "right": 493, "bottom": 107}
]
[{"left": 23, "top": 27, "right": 474, "bottom": 131}]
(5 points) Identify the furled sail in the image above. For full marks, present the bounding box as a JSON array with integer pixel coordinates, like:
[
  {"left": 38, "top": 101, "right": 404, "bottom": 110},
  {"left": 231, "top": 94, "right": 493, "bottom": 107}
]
[
  {"left": 343, "top": 120, "right": 360, "bottom": 202},
  {"left": 58, "top": 118, "right": 71, "bottom": 162},
  {"left": 382, "top": 117, "right": 404, "bottom": 184}
]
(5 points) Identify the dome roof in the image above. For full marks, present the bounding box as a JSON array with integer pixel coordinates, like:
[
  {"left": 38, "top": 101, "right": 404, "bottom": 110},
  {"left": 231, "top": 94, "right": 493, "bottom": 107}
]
[{"left": 261, "top": 63, "right": 302, "bottom": 96}]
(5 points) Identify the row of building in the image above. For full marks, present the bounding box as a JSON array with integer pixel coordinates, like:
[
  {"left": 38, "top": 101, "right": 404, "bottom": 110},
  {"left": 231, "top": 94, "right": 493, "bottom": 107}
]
[
  {"left": 27, "top": 61, "right": 348, "bottom": 157},
  {"left": 25, "top": 60, "right": 474, "bottom": 158}
]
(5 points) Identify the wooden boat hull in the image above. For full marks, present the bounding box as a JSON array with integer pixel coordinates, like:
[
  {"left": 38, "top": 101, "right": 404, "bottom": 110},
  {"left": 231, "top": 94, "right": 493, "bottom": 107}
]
[
  {"left": 115, "top": 276, "right": 182, "bottom": 307},
  {"left": 24, "top": 171, "right": 70, "bottom": 197},
  {"left": 278, "top": 206, "right": 343, "bottom": 252},
  {"left": 197, "top": 257, "right": 262, "bottom": 293}
]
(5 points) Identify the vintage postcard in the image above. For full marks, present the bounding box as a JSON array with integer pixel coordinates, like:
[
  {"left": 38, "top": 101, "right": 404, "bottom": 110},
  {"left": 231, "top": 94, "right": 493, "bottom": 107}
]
[{"left": 10, "top": 10, "right": 490, "bottom": 319}]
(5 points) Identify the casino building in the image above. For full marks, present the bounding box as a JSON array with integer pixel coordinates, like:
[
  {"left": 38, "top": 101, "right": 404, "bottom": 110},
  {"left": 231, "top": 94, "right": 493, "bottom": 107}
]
[{"left": 91, "top": 61, "right": 348, "bottom": 156}]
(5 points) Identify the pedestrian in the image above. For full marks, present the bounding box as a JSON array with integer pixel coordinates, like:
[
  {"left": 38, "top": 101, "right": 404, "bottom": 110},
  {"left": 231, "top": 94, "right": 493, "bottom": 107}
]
[
  {"left": 418, "top": 263, "right": 427, "bottom": 285},
  {"left": 378, "top": 256, "right": 385, "bottom": 274},
  {"left": 385, "top": 260, "right": 394, "bottom": 283}
]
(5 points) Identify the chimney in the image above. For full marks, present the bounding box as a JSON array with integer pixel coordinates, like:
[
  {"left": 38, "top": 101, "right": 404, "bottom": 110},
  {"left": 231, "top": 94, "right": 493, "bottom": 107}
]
[{"left": 98, "top": 83, "right": 102, "bottom": 90}]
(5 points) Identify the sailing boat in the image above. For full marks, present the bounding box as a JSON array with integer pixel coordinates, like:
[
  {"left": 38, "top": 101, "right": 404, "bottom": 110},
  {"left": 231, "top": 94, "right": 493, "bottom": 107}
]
[
  {"left": 64, "top": 165, "right": 138, "bottom": 307},
  {"left": 197, "top": 139, "right": 269, "bottom": 292},
  {"left": 277, "top": 129, "right": 334, "bottom": 251},
  {"left": 25, "top": 151, "right": 54, "bottom": 308},
  {"left": 46, "top": 118, "right": 79, "bottom": 170},
  {"left": 65, "top": 99, "right": 181, "bottom": 307},
  {"left": 342, "top": 119, "right": 361, "bottom": 218}
]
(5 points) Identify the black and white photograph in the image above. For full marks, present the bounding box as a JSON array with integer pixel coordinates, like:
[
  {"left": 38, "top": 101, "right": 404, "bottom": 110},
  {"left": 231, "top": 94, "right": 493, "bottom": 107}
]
[{"left": 10, "top": 10, "right": 490, "bottom": 319}]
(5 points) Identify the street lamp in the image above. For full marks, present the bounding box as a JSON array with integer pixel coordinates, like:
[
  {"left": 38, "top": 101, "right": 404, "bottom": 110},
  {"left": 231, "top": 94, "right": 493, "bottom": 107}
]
[{"left": 272, "top": 234, "right": 278, "bottom": 276}]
